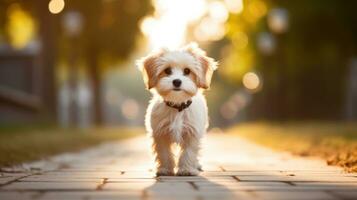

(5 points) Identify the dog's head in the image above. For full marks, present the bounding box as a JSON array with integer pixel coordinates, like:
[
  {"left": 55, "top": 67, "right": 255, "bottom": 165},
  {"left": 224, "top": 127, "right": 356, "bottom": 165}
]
[{"left": 137, "top": 43, "right": 217, "bottom": 103}]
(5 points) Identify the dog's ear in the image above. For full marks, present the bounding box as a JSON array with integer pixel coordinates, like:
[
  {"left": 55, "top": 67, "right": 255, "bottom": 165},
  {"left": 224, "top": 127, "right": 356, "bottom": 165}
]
[
  {"left": 184, "top": 43, "right": 218, "bottom": 89},
  {"left": 136, "top": 49, "right": 166, "bottom": 89}
]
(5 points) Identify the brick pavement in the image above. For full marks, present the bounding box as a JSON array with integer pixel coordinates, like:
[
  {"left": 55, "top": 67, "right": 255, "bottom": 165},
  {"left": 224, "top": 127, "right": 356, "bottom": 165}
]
[{"left": 0, "top": 134, "right": 356, "bottom": 200}]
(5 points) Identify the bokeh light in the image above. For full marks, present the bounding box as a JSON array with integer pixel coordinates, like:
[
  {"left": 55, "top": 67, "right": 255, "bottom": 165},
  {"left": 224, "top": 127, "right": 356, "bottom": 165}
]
[
  {"left": 48, "top": 0, "right": 65, "bottom": 14},
  {"left": 121, "top": 99, "right": 139, "bottom": 120},
  {"left": 62, "top": 11, "right": 83, "bottom": 36},
  {"left": 268, "top": 8, "right": 289, "bottom": 34},
  {"left": 232, "top": 31, "right": 249, "bottom": 50},
  {"left": 257, "top": 32, "right": 276, "bottom": 55},
  {"left": 208, "top": 1, "right": 229, "bottom": 23},
  {"left": 6, "top": 4, "right": 36, "bottom": 49},
  {"left": 243, "top": 0, "right": 267, "bottom": 23},
  {"left": 140, "top": 0, "right": 207, "bottom": 49},
  {"left": 105, "top": 89, "right": 122, "bottom": 107},
  {"left": 242, "top": 72, "right": 261, "bottom": 91},
  {"left": 194, "top": 17, "right": 226, "bottom": 42},
  {"left": 220, "top": 91, "right": 250, "bottom": 120},
  {"left": 224, "top": 0, "right": 244, "bottom": 14},
  {"left": 220, "top": 100, "right": 238, "bottom": 120}
]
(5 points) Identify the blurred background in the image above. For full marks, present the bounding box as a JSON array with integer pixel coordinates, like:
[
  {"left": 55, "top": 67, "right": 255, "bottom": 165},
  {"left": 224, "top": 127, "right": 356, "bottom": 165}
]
[{"left": 0, "top": 0, "right": 357, "bottom": 129}]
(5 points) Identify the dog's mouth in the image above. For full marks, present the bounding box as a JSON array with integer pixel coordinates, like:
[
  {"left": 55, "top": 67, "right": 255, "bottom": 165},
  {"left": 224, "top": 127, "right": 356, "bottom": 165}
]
[{"left": 173, "top": 88, "right": 181, "bottom": 91}]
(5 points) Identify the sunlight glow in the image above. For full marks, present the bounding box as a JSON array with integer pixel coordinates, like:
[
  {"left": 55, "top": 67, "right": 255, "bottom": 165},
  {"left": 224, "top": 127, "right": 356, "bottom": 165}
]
[
  {"left": 48, "top": 0, "right": 65, "bottom": 14},
  {"left": 268, "top": 8, "right": 289, "bottom": 34},
  {"left": 220, "top": 100, "right": 238, "bottom": 119},
  {"left": 194, "top": 16, "right": 226, "bottom": 42},
  {"left": 121, "top": 99, "right": 139, "bottom": 120},
  {"left": 6, "top": 4, "right": 36, "bottom": 49},
  {"left": 257, "top": 32, "right": 276, "bottom": 55},
  {"left": 208, "top": 1, "right": 229, "bottom": 23},
  {"left": 140, "top": 0, "right": 241, "bottom": 47},
  {"left": 140, "top": 0, "right": 207, "bottom": 49},
  {"left": 193, "top": 1, "right": 231, "bottom": 42},
  {"left": 224, "top": 0, "right": 244, "bottom": 14},
  {"left": 220, "top": 91, "right": 249, "bottom": 120},
  {"left": 243, "top": 0, "right": 267, "bottom": 23},
  {"left": 242, "top": 72, "right": 261, "bottom": 91},
  {"left": 232, "top": 31, "right": 248, "bottom": 49}
]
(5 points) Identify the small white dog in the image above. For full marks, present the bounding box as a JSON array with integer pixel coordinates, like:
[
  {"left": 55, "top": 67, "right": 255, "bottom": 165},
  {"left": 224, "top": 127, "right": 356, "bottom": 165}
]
[{"left": 137, "top": 43, "right": 217, "bottom": 176}]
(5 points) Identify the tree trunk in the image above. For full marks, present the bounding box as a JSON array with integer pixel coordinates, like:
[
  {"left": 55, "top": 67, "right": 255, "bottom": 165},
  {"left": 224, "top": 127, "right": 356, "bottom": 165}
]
[
  {"left": 88, "top": 50, "right": 102, "bottom": 125},
  {"left": 37, "top": 0, "right": 57, "bottom": 119}
]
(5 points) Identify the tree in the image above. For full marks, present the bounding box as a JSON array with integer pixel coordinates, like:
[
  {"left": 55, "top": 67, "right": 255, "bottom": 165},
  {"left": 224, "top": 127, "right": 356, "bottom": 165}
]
[
  {"left": 61, "top": 0, "right": 153, "bottom": 125},
  {"left": 222, "top": 0, "right": 357, "bottom": 121}
]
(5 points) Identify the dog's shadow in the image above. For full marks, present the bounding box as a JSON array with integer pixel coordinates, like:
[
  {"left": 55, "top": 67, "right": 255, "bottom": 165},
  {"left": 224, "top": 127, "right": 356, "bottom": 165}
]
[{"left": 143, "top": 173, "right": 238, "bottom": 200}]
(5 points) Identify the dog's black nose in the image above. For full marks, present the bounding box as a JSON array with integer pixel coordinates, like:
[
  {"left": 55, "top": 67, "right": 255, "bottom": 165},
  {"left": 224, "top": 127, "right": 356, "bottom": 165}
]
[{"left": 172, "top": 79, "right": 182, "bottom": 87}]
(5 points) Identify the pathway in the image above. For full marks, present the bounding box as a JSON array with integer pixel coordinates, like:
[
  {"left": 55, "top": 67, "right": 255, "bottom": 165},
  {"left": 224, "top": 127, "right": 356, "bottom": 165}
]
[{"left": 0, "top": 134, "right": 356, "bottom": 200}]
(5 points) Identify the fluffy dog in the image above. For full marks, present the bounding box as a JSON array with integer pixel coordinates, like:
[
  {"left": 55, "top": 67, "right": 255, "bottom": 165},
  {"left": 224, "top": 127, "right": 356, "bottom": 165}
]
[{"left": 137, "top": 43, "right": 217, "bottom": 176}]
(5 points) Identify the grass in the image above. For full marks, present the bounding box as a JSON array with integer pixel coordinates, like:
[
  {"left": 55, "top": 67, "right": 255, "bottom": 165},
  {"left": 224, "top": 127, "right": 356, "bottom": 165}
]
[
  {"left": 0, "top": 125, "right": 143, "bottom": 167},
  {"left": 227, "top": 122, "right": 357, "bottom": 172}
]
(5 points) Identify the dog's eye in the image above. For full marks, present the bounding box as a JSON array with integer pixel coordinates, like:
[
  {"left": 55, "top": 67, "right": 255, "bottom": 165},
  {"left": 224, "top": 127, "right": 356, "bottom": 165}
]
[
  {"left": 164, "top": 67, "right": 172, "bottom": 75},
  {"left": 184, "top": 68, "right": 190, "bottom": 75}
]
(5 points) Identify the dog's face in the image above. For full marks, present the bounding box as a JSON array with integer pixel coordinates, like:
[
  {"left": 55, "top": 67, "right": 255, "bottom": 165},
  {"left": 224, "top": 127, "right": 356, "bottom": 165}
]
[{"left": 137, "top": 43, "right": 217, "bottom": 103}]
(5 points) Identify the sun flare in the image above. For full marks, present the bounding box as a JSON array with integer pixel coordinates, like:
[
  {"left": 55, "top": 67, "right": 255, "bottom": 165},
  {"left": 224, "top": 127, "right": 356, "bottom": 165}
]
[
  {"left": 140, "top": 0, "right": 206, "bottom": 50},
  {"left": 140, "top": 0, "right": 243, "bottom": 50}
]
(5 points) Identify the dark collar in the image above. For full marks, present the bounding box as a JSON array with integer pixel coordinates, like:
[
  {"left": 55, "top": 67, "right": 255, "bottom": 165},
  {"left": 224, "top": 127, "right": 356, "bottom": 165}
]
[{"left": 165, "top": 100, "right": 192, "bottom": 112}]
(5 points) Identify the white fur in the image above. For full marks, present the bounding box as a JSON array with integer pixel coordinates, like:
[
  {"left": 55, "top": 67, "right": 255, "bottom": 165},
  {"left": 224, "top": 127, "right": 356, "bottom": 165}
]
[
  {"left": 138, "top": 44, "right": 217, "bottom": 176},
  {"left": 156, "top": 67, "right": 198, "bottom": 103}
]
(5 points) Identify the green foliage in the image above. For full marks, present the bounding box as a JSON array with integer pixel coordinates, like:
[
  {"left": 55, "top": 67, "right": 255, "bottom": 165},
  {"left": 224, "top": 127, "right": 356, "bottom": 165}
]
[
  {"left": 222, "top": 0, "right": 357, "bottom": 120},
  {"left": 62, "top": 0, "right": 153, "bottom": 67}
]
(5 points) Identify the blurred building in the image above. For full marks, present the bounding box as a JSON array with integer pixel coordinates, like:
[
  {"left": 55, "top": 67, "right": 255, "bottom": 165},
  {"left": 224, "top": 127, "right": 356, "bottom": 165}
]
[
  {"left": 0, "top": 1, "right": 57, "bottom": 124},
  {"left": 0, "top": 0, "right": 152, "bottom": 126}
]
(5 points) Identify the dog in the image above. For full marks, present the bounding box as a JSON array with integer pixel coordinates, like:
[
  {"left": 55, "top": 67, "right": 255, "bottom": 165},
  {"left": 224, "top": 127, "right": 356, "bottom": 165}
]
[{"left": 137, "top": 43, "right": 217, "bottom": 176}]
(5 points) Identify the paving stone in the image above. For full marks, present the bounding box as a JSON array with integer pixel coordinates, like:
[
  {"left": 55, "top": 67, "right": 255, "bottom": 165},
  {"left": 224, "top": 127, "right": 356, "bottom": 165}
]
[
  {"left": 146, "top": 194, "right": 198, "bottom": 200},
  {"left": 2, "top": 135, "right": 356, "bottom": 199},
  {"left": 330, "top": 191, "right": 357, "bottom": 200},
  {"left": 195, "top": 181, "right": 289, "bottom": 187},
  {"left": 294, "top": 182, "right": 357, "bottom": 187},
  {"left": 221, "top": 163, "right": 342, "bottom": 172},
  {"left": 199, "top": 185, "right": 357, "bottom": 192},
  {"left": 253, "top": 191, "right": 338, "bottom": 200},
  {"left": 236, "top": 175, "right": 357, "bottom": 182},
  {"left": 101, "top": 182, "right": 154, "bottom": 191},
  {"left": 3, "top": 182, "right": 98, "bottom": 190},
  {"left": 205, "top": 191, "right": 256, "bottom": 200},
  {"left": 42, "top": 171, "right": 125, "bottom": 178},
  {"left": 106, "top": 178, "right": 156, "bottom": 183},
  {"left": 0, "top": 176, "right": 21, "bottom": 185},
  {"left": 144, "top": 182, "right": 195, "bottom": 194},
  {"left": 18, "top": 175, "right": 106, "bottom": 181},
  {"left": 282, "top": 171, "right": 356, "bottom": 177},
  {"left": 199, "top": 185, "right": 294, "bottom": 191},
  {"left": 0, "top": 173, "right": 30, "bottom": 185},
  {"left": 147, "top": 190, "right": 255, "bottom": 200},
  {"left": 157, "top": 176, "right": 236, "bottom": 182},
  {"left": 290, "top": 175, "right": 357, "bottom": 182},
  {"left": 197, "top": 181, "right": 294, "bottom": 191},
  {"left": 38, "top": 191, "right": 142, "bottom": 200},
  {"left": 19, "top": 176, "right": 103, "bottom": 182},
  {"left": 37, "top": 192, "right": 85, "bottom": 200},
  {"left": 0, "top": 191, "right": 39, "bottom": 200},
  {"left": 291, "top": 182, "right": 357, "bottom": 190},
  {"left": 115, "top": 171, "right": 155, "bottom": 178},
  {"left": 201, "top": 171, "right": 283, "bottom": 177}
]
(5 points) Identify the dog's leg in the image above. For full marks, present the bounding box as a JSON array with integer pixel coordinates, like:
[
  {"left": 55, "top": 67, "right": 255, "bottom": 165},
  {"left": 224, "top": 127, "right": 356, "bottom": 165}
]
[
  {"left": 153, "top": 134, "right": 175, "bottom": 176},
  {"left": 177, "top": 134, "right": 200, "bottom": 176}
]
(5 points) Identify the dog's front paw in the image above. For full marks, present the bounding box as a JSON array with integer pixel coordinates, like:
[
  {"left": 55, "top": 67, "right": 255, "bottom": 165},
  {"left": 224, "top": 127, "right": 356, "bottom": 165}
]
[
  {"left": 176, "top": 168, "right": 199, "bottom": 176},
  {"left": 156, "top": 168, "right": 174, "bottom": 176}
]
